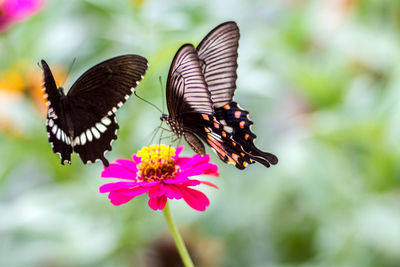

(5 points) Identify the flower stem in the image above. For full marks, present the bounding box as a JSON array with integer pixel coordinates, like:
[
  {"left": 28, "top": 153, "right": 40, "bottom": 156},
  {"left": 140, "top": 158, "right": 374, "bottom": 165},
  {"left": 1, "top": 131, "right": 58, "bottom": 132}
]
[{"left": 162, "top": 201, "right": 195, "bottom": 267}]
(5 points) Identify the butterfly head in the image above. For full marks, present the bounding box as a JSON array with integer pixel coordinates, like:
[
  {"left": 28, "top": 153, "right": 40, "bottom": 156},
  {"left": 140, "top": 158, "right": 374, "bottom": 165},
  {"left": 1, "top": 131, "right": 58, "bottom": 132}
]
[{"left": 160, "top": 113, "right": 169, "bottom": 122}]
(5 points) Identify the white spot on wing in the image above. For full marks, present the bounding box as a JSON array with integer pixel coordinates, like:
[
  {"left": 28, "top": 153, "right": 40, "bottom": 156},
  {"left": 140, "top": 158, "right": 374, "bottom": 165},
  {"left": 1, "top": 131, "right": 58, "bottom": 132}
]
[
  {"left": 52, "top": 125, "right": 58, "bottom": 134},
  {"left": 112, "top": 107, "right": 117, "bottom": 113},
  {"left": 80, "top": 133, "right": 87, "bottom": 145},
  {"left": 224, "top": 126, "right": 233, "bottom": 133},
  {"left": 219, "top": 120, "right": 227, "bottom": 126},
  {"left": 48, "top": 119, "right": 54, "bottom": 127},
  {"left": 117, "top": 102, "right": 123, "bottom": 108},
  {"left": 86, "top": 129, "right": 93, "bottom": 142},
  {"left": 124, "top": 95, "right": 129, "bottom": 100},
  {"left": 101, "top": 117, "right": 112, "bottom": 126},
  {"left": 96, "top": 123, "right": 107, "bottom": 133},
  {"left": 91, "top": 127, "right": 100, "bottom": 139},
  {"left": 56, "top": 128, "right": 61, "bottom": 140}
]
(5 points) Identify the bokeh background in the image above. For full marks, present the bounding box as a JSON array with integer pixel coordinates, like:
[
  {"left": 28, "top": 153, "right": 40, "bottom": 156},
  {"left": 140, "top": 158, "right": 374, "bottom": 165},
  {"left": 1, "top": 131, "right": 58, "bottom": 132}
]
[{"left": 1, "top": 0, "right": 400, "bottom": 266}]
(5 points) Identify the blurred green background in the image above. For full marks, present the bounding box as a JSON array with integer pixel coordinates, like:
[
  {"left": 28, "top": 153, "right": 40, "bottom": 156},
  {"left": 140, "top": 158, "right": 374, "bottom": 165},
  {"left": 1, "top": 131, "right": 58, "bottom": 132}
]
[{"left": 2, "top": 0, "right": 400, "bottom": 266}]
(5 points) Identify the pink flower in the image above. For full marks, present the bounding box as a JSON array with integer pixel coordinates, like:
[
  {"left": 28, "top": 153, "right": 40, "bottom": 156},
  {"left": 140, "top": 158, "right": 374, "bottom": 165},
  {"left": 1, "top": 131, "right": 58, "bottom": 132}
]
[
  {"left": 0, "top": 0, "right": 43, "bottom": 32},
  {"left": 99, "top": 145, "right": 219, "bottom": 211}
]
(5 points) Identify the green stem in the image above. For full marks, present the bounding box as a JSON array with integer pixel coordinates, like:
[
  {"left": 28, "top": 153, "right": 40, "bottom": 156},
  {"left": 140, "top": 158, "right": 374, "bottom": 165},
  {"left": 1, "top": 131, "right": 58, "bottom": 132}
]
[{"left": 162, "top": 201, "right": 195, "bottom": 267}]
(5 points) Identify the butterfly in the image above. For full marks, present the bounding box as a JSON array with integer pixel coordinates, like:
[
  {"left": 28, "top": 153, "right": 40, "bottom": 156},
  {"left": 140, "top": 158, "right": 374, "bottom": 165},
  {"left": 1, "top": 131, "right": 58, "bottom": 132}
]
[
  {"left": 42, "top": 55, "right": 148, "bottom": 167},
  {"left": 161, "top": 22, "right": 278, "bottom": 169}
]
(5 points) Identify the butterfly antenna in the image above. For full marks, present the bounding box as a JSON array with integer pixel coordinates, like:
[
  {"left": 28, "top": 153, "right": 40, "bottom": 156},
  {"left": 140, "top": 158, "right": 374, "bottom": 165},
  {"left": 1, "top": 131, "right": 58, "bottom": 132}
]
[
  {"left": 159, "top": 76, "right": 165, "bottom": 113},
  {"left": 60, "top": 57, "right": 76, "bottom": 87},
  {"left": 133, "top": 89, "right": 163, "bottom": 113}
]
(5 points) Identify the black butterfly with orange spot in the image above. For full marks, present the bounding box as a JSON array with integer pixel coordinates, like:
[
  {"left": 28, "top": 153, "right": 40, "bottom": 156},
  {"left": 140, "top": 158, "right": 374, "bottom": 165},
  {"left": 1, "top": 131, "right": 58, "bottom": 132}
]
[
  {"left": 42, "top": 55, "right": 148, "bottom": 166},
  {"left": 161, "top": 22, "right": 278, "bottom": 169}
]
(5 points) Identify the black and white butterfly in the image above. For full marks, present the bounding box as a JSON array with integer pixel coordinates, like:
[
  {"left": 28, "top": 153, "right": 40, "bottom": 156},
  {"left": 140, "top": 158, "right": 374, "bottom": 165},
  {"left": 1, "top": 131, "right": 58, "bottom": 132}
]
[
  {"left": 42, "top": 55, "right": 148, "bottom": 167},
  {"left": 161, "top": 22, "right": 278, "bottom": 169}
]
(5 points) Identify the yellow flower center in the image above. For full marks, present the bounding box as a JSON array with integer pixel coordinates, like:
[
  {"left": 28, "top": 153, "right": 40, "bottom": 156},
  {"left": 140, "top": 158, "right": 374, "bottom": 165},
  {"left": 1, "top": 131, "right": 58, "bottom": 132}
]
[{"left": 137, "top": 145, "right": 177, "bottom": 182}]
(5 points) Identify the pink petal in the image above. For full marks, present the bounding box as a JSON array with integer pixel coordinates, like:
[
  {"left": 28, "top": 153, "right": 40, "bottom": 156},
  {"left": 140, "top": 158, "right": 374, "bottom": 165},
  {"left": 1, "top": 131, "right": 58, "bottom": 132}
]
[
  {"left": 177, "top": 154, "right": 219, "bottom": 177},
  {"left": 163, "top": 174, "right": 189, "bottom": 184},
  {"left": 164, "top": 185, "right": 183, "bottom": 199},
  {"left": 178, "top": 154, "right": 203, "bottom": 170},
  {"left": 132, "top": 154, "right": 141, "bottom": 164},
  {"left": 184, "top": 180, "right": 201, "bottom": 186},
  {"left": 108, "top": 192, "right": 136, "bottom": 206},
  {"left": 121, "top": 186, "right": 151, "bottom": 197},
  {"left": 1, "top": 0, "right": 43, "bottom": 18},
  {"left": 172, "top": 146, "right": 184, "bottom": 160},
  {"left": 200, "top": 180, "right": 218, "bottom": 189},
  {"left": 201, "top": 164, "right": 219, "bottom": 176},
  {"left": 0, "top": 0, "right": 43, "bottom": 32},
  {"left": 148, "top": 183, "right": 166, "bottom": 198},
  {"left": 179, "top": 165, "right": 214, "bottom": 177},
  {"left": 115, "top": 159, "right": 138, "bottom": 172},
  {"left": 101, "top": 162, "right": 137, "bottom": 180},
  {"left": 174, "top": 156, "right": 191, "bottom": 166},
  {"left": 180, "top": 187, "right": 210, "bottom": 211},
  {"left": 99, "top": 181, "right": 138, "bottom": 193},
  {"left": 179, "top": 157, "right": 219, "bottom": 177},
  {"left": 148, "top": 196, "right": 167, "bottom": 210}
]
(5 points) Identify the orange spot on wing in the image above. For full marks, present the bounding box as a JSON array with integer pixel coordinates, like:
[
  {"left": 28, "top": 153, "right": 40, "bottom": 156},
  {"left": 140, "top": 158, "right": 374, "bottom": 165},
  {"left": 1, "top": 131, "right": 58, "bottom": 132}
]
[
  {"left": 244, "top": 133, "right": 250, "bottom": 140},
  {"left": 222, "top": 131, "right": 227, "bottom": 138},
  {"left": 239, "top": 121, "right": 246, "bottom": 128},
  {"left": 234, "top": 111, "right": 241, "bottom": 119},
  {"left": 223, "top": 104, "right": 231, "bottom": 110},
  {"left": 201, "top": 114, "right": 210, "bottom": 121},
  {"left": 232, "top": 153, "right": 240, "bottom": 162},
  {"left": 214, "top": 122, "right": 219, "bottom": 129}
]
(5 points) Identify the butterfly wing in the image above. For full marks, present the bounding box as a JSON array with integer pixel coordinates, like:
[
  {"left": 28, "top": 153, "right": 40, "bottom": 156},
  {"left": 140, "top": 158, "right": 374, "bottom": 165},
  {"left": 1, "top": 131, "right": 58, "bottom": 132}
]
[
  {"left": 66, "top": 55, "right": 148, "bottom": 166},
  {"left": 197, "top": 22, "right": 278, "bottom": 168},
  {"left": 71, "top": 114, "right": 118, "bottom": 166},
  {"left": 166, "top": 44, "right": 213, "bottom": 119},
  {"left": 180, "top": 112, "right": 252, "bottom": 169},
  {"left": 165, "top": 44, "right": 216, "bottom": 154},
  {"left": 196, "top": 21, "right": 239, "bottom": 108},
  {"left": 215, "top": 102, "right": 278, "bottom": 167},
  {"left": 41, "top": 60, "right": 73, "bottom": 165},
  {"left": 67, "top": 55, "right": 148, "bottom": 117}
]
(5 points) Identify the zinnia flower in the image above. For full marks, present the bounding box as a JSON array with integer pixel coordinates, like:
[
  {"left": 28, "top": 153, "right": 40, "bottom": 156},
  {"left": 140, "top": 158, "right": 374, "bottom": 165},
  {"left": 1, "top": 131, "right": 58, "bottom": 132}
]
[
  {"left": 0, "top": 0, "right": 43, "bottom": 32},
  {"left": 100, "top": 145, "right": 219, "bottom": 211}
]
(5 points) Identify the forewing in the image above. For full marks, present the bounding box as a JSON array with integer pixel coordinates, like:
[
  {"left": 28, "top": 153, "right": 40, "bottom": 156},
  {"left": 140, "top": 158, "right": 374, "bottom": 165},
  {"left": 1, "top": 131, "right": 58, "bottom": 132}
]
[
  {"left": 67, "top": 55, "right": 148, "bottom": 118},
  {"left": 41, "top": 60, "right": 73, "bottom": 164},
  {"left": 196, "top": 21, "right": 239, "bottom": 108},
  {"left": 166, "top": 44, "right": 213, "bottom": 119}
]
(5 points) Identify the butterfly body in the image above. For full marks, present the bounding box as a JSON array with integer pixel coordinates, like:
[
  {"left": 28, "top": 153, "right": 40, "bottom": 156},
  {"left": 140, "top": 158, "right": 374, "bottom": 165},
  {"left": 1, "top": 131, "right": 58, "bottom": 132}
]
[
  {"left": 42, "top": 55, "right": 148, "bottom": 166},
  {"left": 163, "top": 22, "right": 278, "bottom": 169}
]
